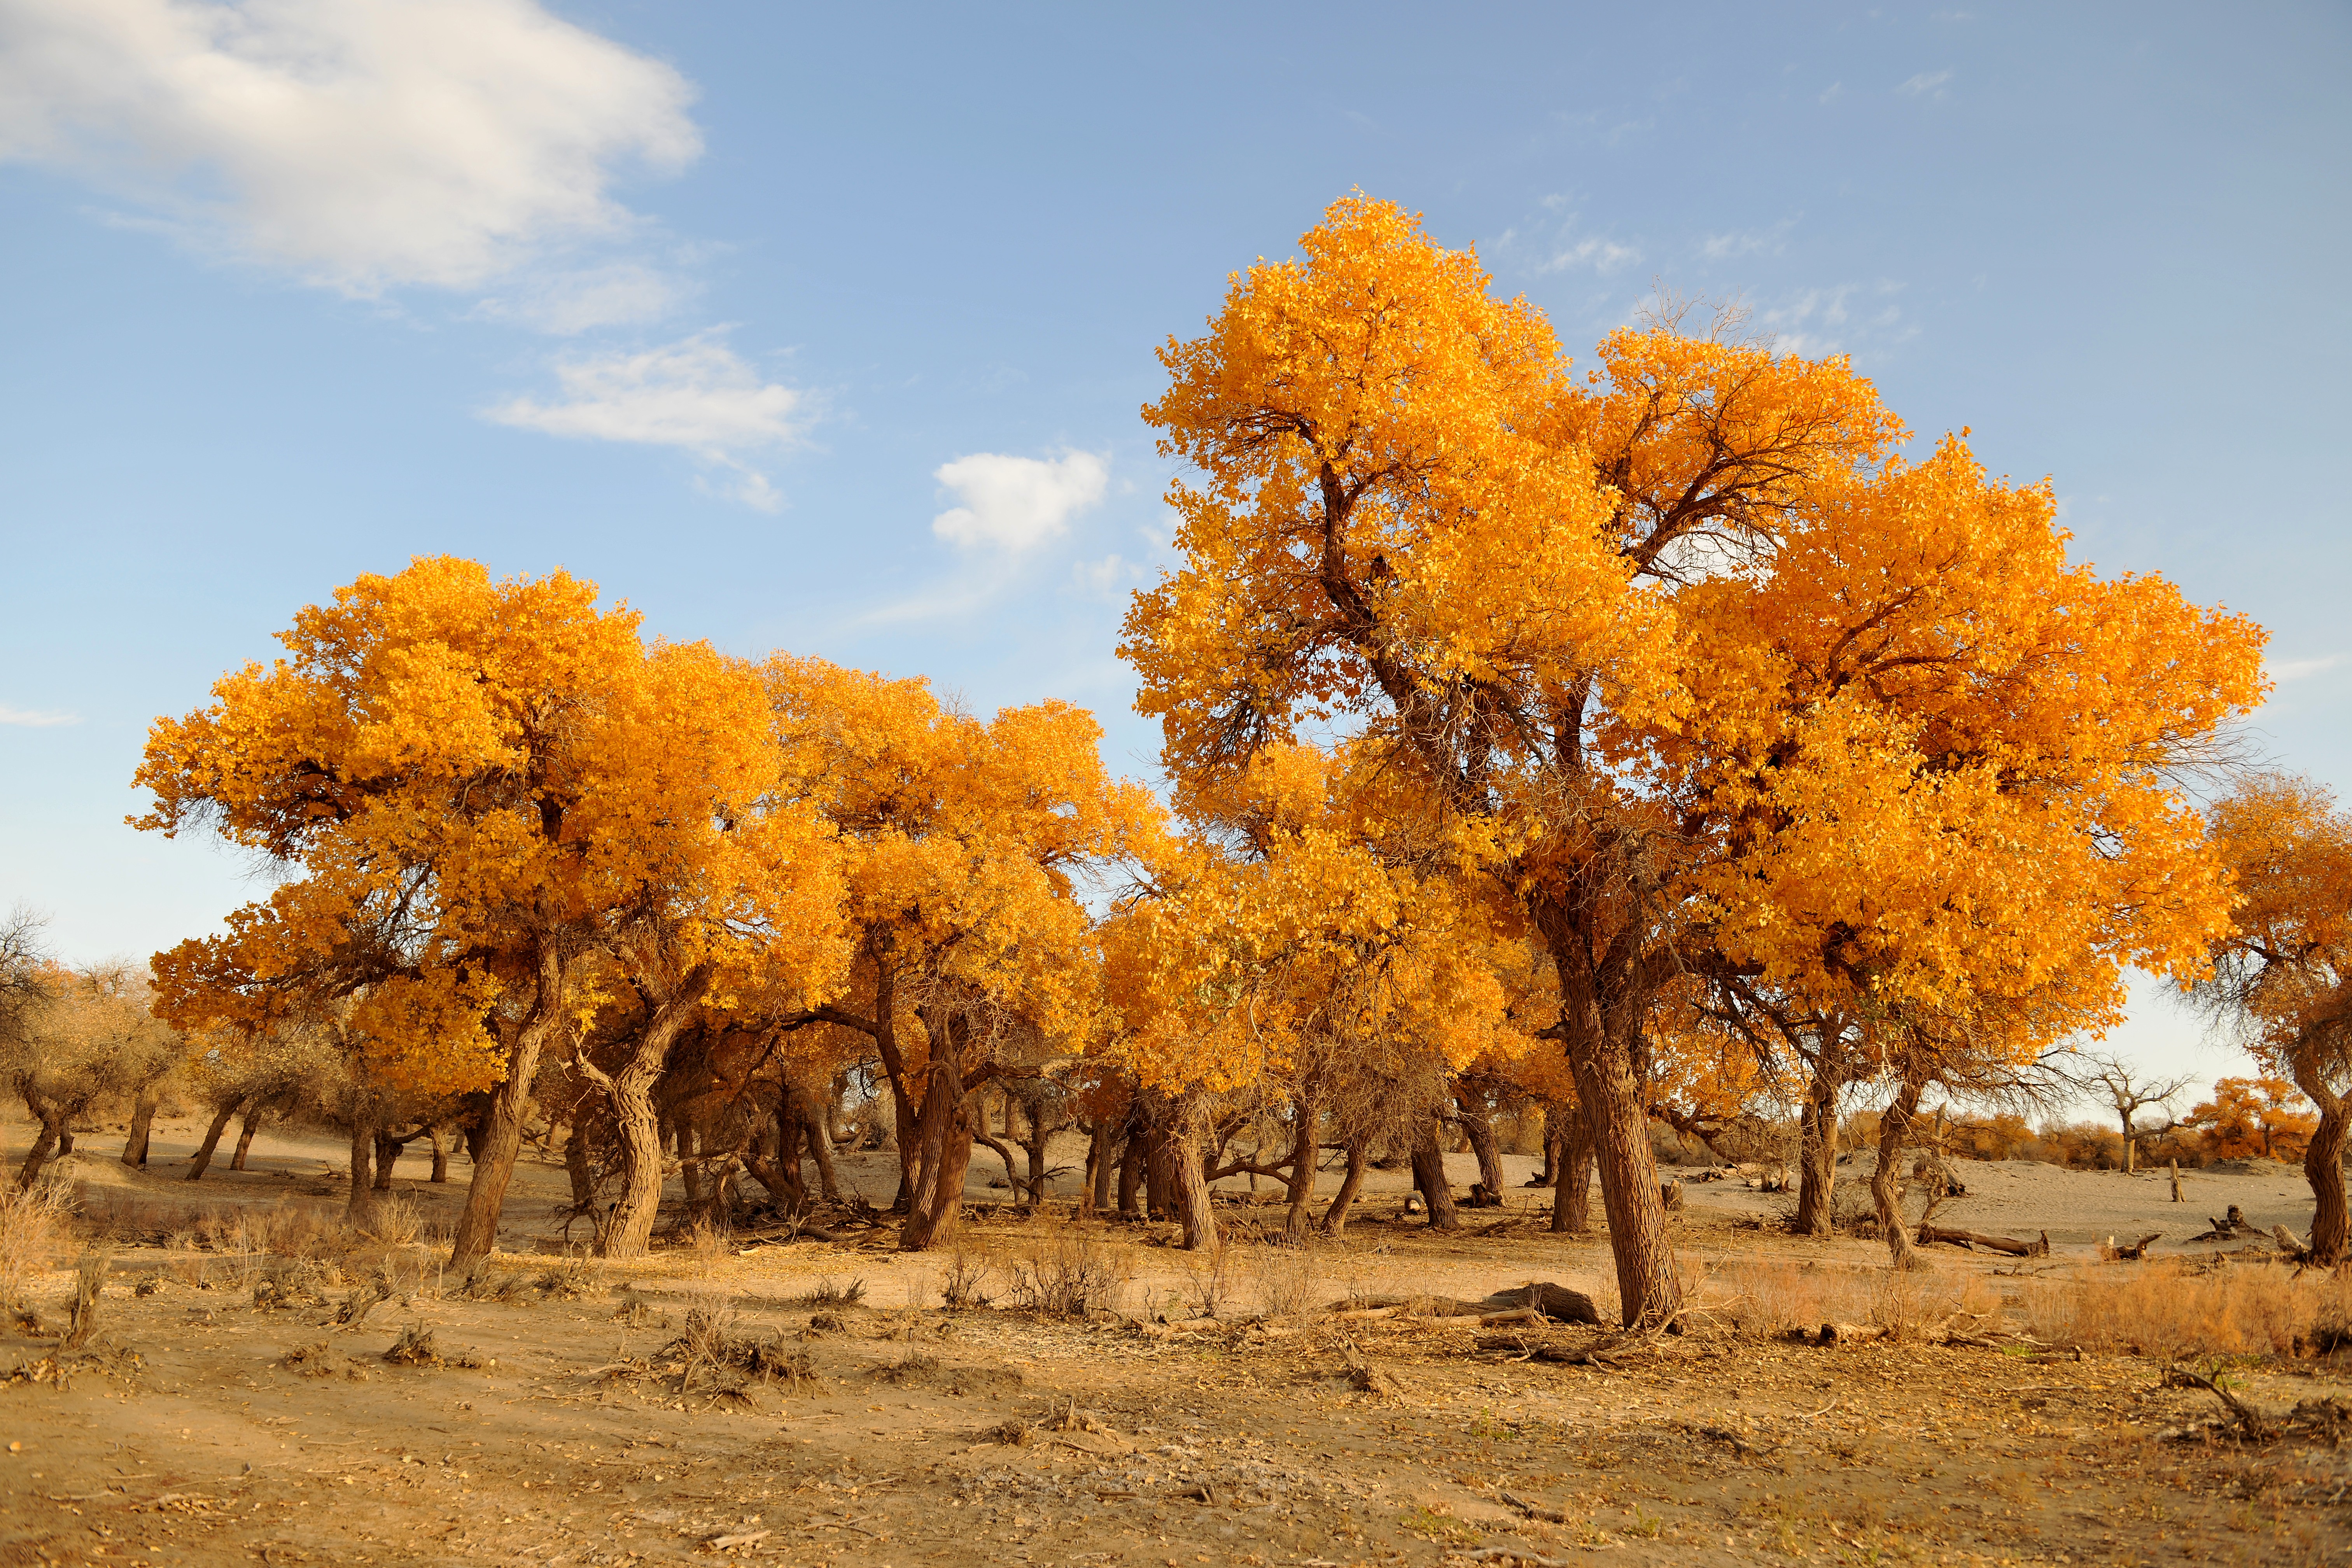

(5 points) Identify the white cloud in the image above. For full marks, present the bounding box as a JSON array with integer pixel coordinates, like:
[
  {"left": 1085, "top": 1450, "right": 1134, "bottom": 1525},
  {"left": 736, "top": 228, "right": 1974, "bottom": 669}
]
[
  {"left": 1898, "top": 70, "right": 1955, "bottom": 98},
  {"left": 483, "top": 332, "right": 801, "bottom": 511},
  {"left": 2269, "top": 654, "right": 2343, "bottom": 682},
  {"left": 0, "top": 0, "right": 701, "bottom": 294},
  {"left": 1700, "top": 220, "right": 1795, "bottom": 261},
  {"left": 1072, "top": 553, "right": 1145, "bottom": 601},
  {"left": 1539, "top": 234, "right": 1640, "bottom": 275},
  {"left": 931, "top": 451, "right": 1108, "bottom": 552},
  {"left": 0, "top": 704, "right": 80, "bottom": 727},
  {"left": 473, "top": 261, "right": 688, "bottom": 335}
]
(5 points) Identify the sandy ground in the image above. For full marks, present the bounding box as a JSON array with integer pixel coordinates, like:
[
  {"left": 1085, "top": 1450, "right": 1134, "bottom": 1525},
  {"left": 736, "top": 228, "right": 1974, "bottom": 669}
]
[{"left": 5, "top": 1115, "right": 2349, "bottom": 1566}]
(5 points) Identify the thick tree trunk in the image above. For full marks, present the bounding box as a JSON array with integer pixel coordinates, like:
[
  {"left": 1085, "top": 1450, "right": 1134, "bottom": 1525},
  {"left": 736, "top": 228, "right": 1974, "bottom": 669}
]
[
  {"left": 1535, "top": 1107, "right": 1561, "bottom": 1186},
  {"left": 593, "top": 969, "right": 711, "bottom": 1260},
  {"left": 675, "top": 1116, "right": 703, "bottom": 1205},
  {"left": 1553, "top": 1101, "right": 1594, "bottom": 1234},
  {"left": 345, "top": 1120, "right": 378, "bottom": 1228},
  {"left": 1458, "top": 1093, "right": 1506, "bottom": 1194},
  {"left": 184, "top": 1100, "right": 242, "bottom": 1183},
  {"left": 427, "top": 1125, "right": 448, "bottom": 1183},
  {"left": 16, "top": 1112, "right": 64, "bottom": 1189},
  {"left": 1410, "top": 1116, "right": 1460, "bottom": 1231},
  {"left": 122, "top": 1092, "right": 159, "bottom": 1168},
  {"left": 1873, "top": 1080, "right": 1925, "bottom": 1271},
  {"left": 1115, "top": 1104, "right": 1146, "bottom": 1218},
  {"left": 1081, "top": 1117, "right": 1114, "bottom": 1215},
  {"left": 372, "top": 1130, "right": 402, "bottom": 1190},
  {"left": 1172, "top": 1097, "right": 1217, "bottom": 1251},
  {"left": 1564, "top": 1015, "right": 1680, "bottom": 1324},
  {"left": 450, "top": 939, "right": 569, "bottom": 1265},
  {"left": 2295, "top": 1062, "right": 2348, "bottom": 1267},
  {"left": 232, "top": 1109, "right": 264, "bottom": 1172},
  {"left": 1321, "top": 1135, "right": 1370, "bottom": 1236},
  {"left": 1283, "top": 1086, "right": 1322, "bottom": 1243},
  {"left": 1794, "top": 1063, "right": 1840, "bottom": 1236},
  {"left": 803, "top": 1097, "right": 842, "bottom": 1203},
  {"left": 898, "top": 1022, "right": 977, "bottom": 1251},
  {"left": 564, "top": 1117, "right": 595, "bottom": 1209}
]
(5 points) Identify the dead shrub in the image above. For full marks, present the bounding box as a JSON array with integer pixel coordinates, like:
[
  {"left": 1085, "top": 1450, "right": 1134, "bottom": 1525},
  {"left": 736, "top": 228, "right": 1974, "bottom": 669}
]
[
  {"left": 362, "top": 1195, "right": 420, "bottom": 1247},
  {"left": 1178, "top": 1243, "right": 1238, "bottom": 1318},
  {"left": 62, "top": 1251, "right": 107, "bottom": 1350},
  {"left": 2011, "top": 1259, "right": 2352, "bottom": 1358},
  {"left": 1006, "top": 1236, "right": 1125, "bottom": 1318},
  {"left": 383, "top": 1324, "right": 440, "bottom": 1365},
  {"left": 801, "top": 1277, "right": 867, "bottom": 1309},
  {"left": 1251, "top": 1244, "right": 1320, "bottom": 1318},
  {"left": 939, "top": 1244, "right": 994, "bottom": 1309},
  {"left": 0, "top": 1178, "right": 75, "bottom": 1309}
]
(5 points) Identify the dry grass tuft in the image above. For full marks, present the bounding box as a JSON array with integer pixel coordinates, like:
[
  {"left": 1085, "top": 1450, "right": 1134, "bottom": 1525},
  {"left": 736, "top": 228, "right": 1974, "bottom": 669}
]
[
  {"left": 1251, "top": 1244, "right": 1321, "bottom": 1318},
  {"left": 361, "top": 1195, "right": 420, "bottom": 1247},
  {"left": 802, "top": 1276, "right": 867, "bottom": 1308},
  {"left": 1006, "top": 1235, "right": 1127, "bottom": 1318},
  {"left": 939, "top": 1243, "right": 994, "bottom": 1309},
  {"left": 0, "top": 1178, "right": 75, "bottom": 1309},
  {"left": 1178, "top": 1243, "right": 1239, "bottom": 1318}
]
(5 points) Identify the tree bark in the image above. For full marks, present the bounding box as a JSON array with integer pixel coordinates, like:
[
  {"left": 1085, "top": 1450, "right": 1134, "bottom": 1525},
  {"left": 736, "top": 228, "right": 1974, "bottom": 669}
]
[
  {"left": 1321, "top": 1134, "right": 1370, "bottom": 1236},
  {"left": 450, "top": 936, "right": 569, "bottom": 1265},
  {"left": 1410, "top": 1115, "right": 1460, "bottom": 1231},
  {"left": 803, "top": 1094, "right": 842, "bottom": 1203},
  {"left": 15, "top": 1110, "right": 63, "bottom": 1189},
  {"left": 1282, "top": 1085, "right": 1322, "bottom": 1243},
  {"left": 592, "top": 965, "right": 712, "bottom": 1260},
  {"left": 427, "top": 1125, "right": 448, "bottom": 1183},
  {"left": 1081, "top": 1117, "right": 1115, "bottom": 1216},
  {"left": 1553, "top": 1101, "right": 1594, "bottom": 1234},
  {"left": 1873, "top": 1080, "right": 1925, "bottom": 1271},
  {"left": 122, "top": 1092, "right": 159, "bottom": 1168},
  {"left": 564, "top": 1116, "right": 596, "bottom": 1210},
  {"left": 2294, "top": 1060, "right": 2348, "bottom": 1267},
  {"left": 372, "top": 1130, "right": 402, "bottom": 1190},
  {"left": 184, "top": 1099, "right": 242, "bottom": 1183},
  {"left": 1172, "top": 1096, "right": 1218, "bottom": 1251},
  {"left": 345, "top": 1119, "right": 378, "bottom": 1228},
  {"left": 1794, "top": 1062, "right": 1840, "bottom": 1236},
  {"left": 1115, "top": 1102, "right": 1146, "bottom": 1218},
  {"left": 1458, "top": 1091, "right": 1506, "bottom": 1195},
  {"left": 232, "top": 1109, "right": 264, "bottom": 1172},
  {"left": 897, "top": 1016, "right": 977, "bottom": 1251}
]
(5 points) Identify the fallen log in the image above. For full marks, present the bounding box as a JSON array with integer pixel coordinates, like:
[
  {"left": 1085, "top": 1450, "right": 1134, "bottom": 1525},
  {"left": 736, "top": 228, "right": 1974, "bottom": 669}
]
[
  {"left": 1818, "top": 1322, "right": 1887, "bottom": 1346},
  {"left": 2101, "top": 1233, "right": 2162, "bottom": 1262},
  {"left": 2272, "top": 1225, "right": 2315, "bottom": 1265},
  {"left": 1917, "top": 1224, "right": 2047, "bottom": 1258},
  {"left": 1474, "top": 1281, "right": 1601, "bottom": 1326}
]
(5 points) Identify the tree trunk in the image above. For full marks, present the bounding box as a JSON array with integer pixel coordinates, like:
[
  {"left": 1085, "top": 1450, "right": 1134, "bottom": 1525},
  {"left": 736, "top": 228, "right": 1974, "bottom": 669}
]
[
  {"left": 1321, "top": 1135, "right": 1370, "bottom": 1236},
  {"left": 372, "top": 1130, "right": 402, "bottom": 1190},
  {"left": 1082, "top": 1117, "right": 1114, "bottom": 1216},
  {"left": 1115, "top": 1104, "right": 1146, "bottom": 1218},
  {"left": 232, "top": 1109, "right": 264, "bottom": 1172},
  {"left": 898, "top": 1018, "right": 977, "bottom": 1251},
  {"left": 1794, "top": 1063, "right": 1840, "bottom": 1236},
  {"left": 450, "top": 938, "right": 569, "bottom": 1265},
  {"left": 1873, "top": 1080, "right": 1925, "bottom": 1271},
  {"left": 676, "top": 1116, "right": 704, "bottom": 1205},
  {"left": 427, "top": 1125, "right": 448, "bottom": 1183},
  {"left": 1535, "top": 1106, "right": 1561, "bottom": 1186},
  {"left": 1145, "top": 1113, "right": 1175, "bottom": 1219},
  {"left": 1458, "top": 1092, "right": 1505, "bottom": 1194},
  {"left": 1410, "top": 1115, "right": 1460, "bottom": 1231},
  {"left": 1553, "top": 1101, "right": 1594, "bottom": 1234},
  {"left": 2295, "top": 1062, "right": 2348, "bottom": 1267},
  {"left": 184, "top": 1099, "right": 242, "bottom": 1183},
  {"left": 803, "top": 1097, "right": 842, "bottom": 1203},
  {"left": 564, "top": 1117, "right": 595, "bottom": 1209},
  {"left": 593, "top": 968, "right": 712, "bottom": 1260},
  {"left": 1172, "top": 1097, "right": 1217, "bottom": 1251},
  {"left": 15, "top": 1111, "right": 63, "bottom": 1189},
  {"left": 1282, "top": 1085, "right": 1321, "bottom": 1243},
  {"left": 55, "top": 1126, "right": 73, "bottom": 1156},
  {"left": 345, "top": 1120, "right": 378, "bottom": 1228},
  {"left": 122, "top": 1092, "right": 159, "bottom": 1168}
]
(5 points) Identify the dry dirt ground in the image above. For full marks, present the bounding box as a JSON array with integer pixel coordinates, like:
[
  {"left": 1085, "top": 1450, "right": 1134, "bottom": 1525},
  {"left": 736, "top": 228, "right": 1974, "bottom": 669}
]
[{"left": 5, "top": 1116, "right": 2349, "bottom": 1567}]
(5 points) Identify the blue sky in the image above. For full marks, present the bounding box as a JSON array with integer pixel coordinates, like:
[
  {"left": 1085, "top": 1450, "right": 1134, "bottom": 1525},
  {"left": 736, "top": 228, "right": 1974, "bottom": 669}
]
[{"left": 2, "top": 1, "right": 2345, "bottom": 1108}]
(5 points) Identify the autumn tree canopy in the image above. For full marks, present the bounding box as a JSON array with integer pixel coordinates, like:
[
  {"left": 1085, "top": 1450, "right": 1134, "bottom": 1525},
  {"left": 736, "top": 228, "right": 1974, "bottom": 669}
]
[{"left": 1123, "top": 196, "right": 2265, "bottom": 1321}]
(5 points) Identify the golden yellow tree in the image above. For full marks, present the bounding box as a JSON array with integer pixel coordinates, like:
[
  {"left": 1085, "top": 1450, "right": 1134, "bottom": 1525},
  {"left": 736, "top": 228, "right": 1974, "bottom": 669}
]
[
  {"left": 136, "top": 557, "right": 847, "bottom": 1261},
  {"left": 1125, "top": 197, "right": 2264, "bottom": 1320},
  {"left": 2195, "top": 775, "right": 2352, "bottom": 1260},
  {"left": 760, "top": 655, "right": 1148, "bottom": 1249}
]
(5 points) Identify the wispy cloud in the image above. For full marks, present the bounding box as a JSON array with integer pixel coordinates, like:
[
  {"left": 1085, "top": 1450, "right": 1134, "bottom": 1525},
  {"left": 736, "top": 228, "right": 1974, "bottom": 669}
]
[
  {"left": 2269, "top": 654, "right": 2343, "bottom": 682},
  {"left": 473, "top": 262, "right": 691, "bottom": 335},
  {"left": 1899, "top": 70, "right": 1956, "bottom": 99},
  {"left": 932, "top": 451, "right": 1109, "bottom": 552},
  {"left": 1071, "top": 553, "right": 1147, "bottom": 602},
  {"left": 484, "top": 331, "right": 803, "bottom": 510},
  {"left": 0, "top": 0, "right": 702, "bottom": 296},
  {"left": 1757, "top": 282, "right": 1915, "bottom": 358},
  {"left": 0, "top": 704, "right": 80, "bottom": 728},
  {"left": 1700, "top": 220, "right": 1796, "bottom": 261}
]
